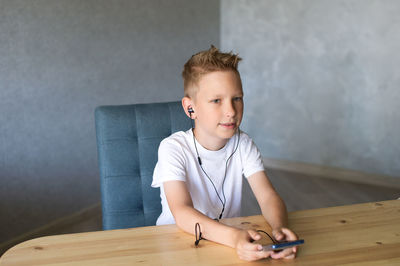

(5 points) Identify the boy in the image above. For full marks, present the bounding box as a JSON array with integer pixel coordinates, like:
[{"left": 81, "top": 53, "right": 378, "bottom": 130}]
[{"left": 151, "top": 46, "right": 298, "bottom": 261}]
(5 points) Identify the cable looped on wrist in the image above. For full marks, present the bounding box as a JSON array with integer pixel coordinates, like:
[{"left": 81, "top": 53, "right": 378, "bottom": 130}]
[{"left": 195, "top": 222, "right": 203, "bottom": 246}]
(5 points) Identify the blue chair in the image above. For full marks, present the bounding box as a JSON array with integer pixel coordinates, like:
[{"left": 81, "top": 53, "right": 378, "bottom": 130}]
[{"left": 95, "top": 101, "right": 191, "bottom": 230}]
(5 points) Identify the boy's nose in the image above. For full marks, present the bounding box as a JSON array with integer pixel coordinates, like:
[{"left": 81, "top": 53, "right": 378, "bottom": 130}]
[{"left": 225, "top": 102, "right": 236, "bottom": 118}]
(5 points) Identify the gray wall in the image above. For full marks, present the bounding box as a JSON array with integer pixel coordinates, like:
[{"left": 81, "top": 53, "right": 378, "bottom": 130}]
[
  {"left": 222, "top": 0, "right": 400, "bottom": 177},
  {"left": 0, "top": 0, "right": 219, "bottom": 242}
]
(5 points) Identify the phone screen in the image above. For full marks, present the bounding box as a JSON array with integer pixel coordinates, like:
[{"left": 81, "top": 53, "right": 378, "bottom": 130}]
[{"left": 262, "top": 239, "right": 304, "bottom": 251}]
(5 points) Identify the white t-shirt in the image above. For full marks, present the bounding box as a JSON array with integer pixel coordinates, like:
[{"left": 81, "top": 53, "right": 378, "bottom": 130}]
[{"left": 151, "top": 129, "right": 264, "bottom": 225}]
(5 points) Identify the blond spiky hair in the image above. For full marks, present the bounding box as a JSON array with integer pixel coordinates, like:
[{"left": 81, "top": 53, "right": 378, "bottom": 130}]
[{"left": 182, "top": 45, "right": 242, "bottom": 98}]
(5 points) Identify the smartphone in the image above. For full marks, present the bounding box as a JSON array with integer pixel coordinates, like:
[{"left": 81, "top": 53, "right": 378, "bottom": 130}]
[{"left": 262, "top": 239, "right": 304, "bottom": 251}]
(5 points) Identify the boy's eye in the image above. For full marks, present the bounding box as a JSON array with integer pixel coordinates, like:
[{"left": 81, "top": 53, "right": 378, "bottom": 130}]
[
  {"left": 234, "top": 97, "right": 243, "bottom": 101},
  {"left": 211, "top": 99, "right": 220, "bottom": 103}
]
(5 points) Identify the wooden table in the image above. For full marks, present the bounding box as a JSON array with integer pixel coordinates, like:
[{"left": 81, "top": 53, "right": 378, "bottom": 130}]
[{"left": 1, "top": 200, "right": 399, "bottom": 265}]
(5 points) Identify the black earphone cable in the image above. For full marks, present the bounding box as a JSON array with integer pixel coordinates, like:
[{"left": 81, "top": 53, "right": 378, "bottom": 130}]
[
  {"left": 190, "top": 116, "right": 240, "bottom": 220},
  {"left": 192, "top": 130, "right": 224, "bottom": 212},
  {"left": 220, "top": 129, "right": 240, "bottom": 217},
  {"left": 257, "top": 230, "right": 279, "bottom": 244}
]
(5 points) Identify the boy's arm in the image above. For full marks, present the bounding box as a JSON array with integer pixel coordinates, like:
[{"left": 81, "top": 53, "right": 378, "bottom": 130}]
[
  {"left": 247, "top": 171, "right": 298, "bottom": 259},
  {"left": 247, "top": 171, "right": 288, "bottom": 229},
  {"left": 163, "top": 180, "right": 273, "bottom": 261}
]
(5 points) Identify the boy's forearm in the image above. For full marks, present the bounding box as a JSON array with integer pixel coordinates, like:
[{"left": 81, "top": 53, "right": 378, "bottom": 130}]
[
  {"left": 247, "top": 171, "right": 289, "bottom": 231},
  {"left": 260, "top": 194, "right": 288, "bottom": 230},
  {"left": 174, "top": 205, "right": 241, "bottom": 248}
]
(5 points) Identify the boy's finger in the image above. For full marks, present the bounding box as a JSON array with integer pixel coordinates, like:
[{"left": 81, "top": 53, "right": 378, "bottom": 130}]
[
  {"left": 271, "top": 251, "right": 285, "bottom": 259},
  {"left": 242, "top": 241, "right": 262, "bottom": 251},
  {"left": 284, "top": 253, "right": 296, "bottom": 260},
  {"left": 252, "top": 250, "right": 273, "bottom": 260},
  {"left": 271, "top": 248, "right": 294, "bottom": 259},
  {"left": 238, "top": 249, "right": 272, "bottom": 261},
  {"left": 273, "top": 230, "right": 284, "bottom": 241},
  {"left": 247, "top": 230, "right": 261, "bottom": 241},
  {"left": 280, "top": 228, "right": 298, "bottom": 240}
]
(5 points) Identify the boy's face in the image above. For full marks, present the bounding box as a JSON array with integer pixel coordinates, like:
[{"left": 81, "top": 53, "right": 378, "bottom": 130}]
[{"left": 189, "top": 70, "right": 243, "bottom": 150}]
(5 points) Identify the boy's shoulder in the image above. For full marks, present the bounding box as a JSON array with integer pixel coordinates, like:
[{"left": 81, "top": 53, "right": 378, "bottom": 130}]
[
  {"left": 158, "top": 129, "right": 256, "bottom": 151},
  {"left": 159, "top": 129, "right": 192, "bottom": 148},
  {"left": 163, "top": 129, "right": 191, "bottom": 141},
  {"left": 162, "top": 129, "right": 254, "bottom": 144},
  {"left": 238, "top": 129, "right": 253, "bottom": 144}
]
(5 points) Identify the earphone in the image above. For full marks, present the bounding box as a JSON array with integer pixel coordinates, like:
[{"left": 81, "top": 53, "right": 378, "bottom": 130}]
[{"left": 188, "top": 107, "right": 240, "bottom": 220}]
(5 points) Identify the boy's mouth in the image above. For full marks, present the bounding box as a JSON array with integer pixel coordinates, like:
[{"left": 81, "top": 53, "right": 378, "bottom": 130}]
[{"left": 219, "top": 122, "right": 236, "bottom": 129}]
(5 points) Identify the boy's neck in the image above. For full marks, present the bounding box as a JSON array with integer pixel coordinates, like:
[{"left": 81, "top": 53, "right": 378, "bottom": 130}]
[{"left": 192, "top": 128, "right": 229, "bottom": 151}]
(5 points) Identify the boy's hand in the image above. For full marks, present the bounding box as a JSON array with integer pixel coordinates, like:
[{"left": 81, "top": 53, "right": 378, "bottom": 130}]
[
  {"left": 270, "top": 227, "right": 298, "bottom": 259},
  {"left": 234, "top": 229, "right": 273, "bottom": 261}
]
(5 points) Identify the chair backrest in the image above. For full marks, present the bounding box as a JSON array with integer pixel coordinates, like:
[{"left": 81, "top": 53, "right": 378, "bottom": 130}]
[{"left": 95, "top": 101, "right": 191, "bottom": 230}]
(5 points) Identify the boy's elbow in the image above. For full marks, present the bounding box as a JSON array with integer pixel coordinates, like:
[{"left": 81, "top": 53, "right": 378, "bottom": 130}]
[
  {"left": 170, "top": 205, "right": 192, "bottom": 230},
  {"left": 175, "top": 216, "right": 186, "bottom": 230}
]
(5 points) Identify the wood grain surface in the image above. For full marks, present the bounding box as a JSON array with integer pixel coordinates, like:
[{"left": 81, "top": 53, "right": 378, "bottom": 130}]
[{"left": 1, "top": 200, "right": 399, "bottom": 265}]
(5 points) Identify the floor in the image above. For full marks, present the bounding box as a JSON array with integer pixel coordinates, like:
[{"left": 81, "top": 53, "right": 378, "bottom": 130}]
[
  {"left": 241, "top": 169, "right": 399, "bottom": 215},
  {"left": 64, "top": 168, "right": 399, "bottom": 232},
  {"left": 1, "top": 169, "right": 398, "bottom": 257}
]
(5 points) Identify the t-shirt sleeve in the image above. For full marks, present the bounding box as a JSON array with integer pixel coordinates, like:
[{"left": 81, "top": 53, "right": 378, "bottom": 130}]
[
  {"left": 151, "top": 138, "right": 187, "bottom": 188},
  {"left": 241, "top": 134, "right": 265, "bottom": 178}
]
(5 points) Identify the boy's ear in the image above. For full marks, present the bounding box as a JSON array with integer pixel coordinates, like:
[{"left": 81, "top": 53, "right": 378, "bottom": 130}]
[{"left": 182, "top": 96, "right": 195, "bottom": 119}]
